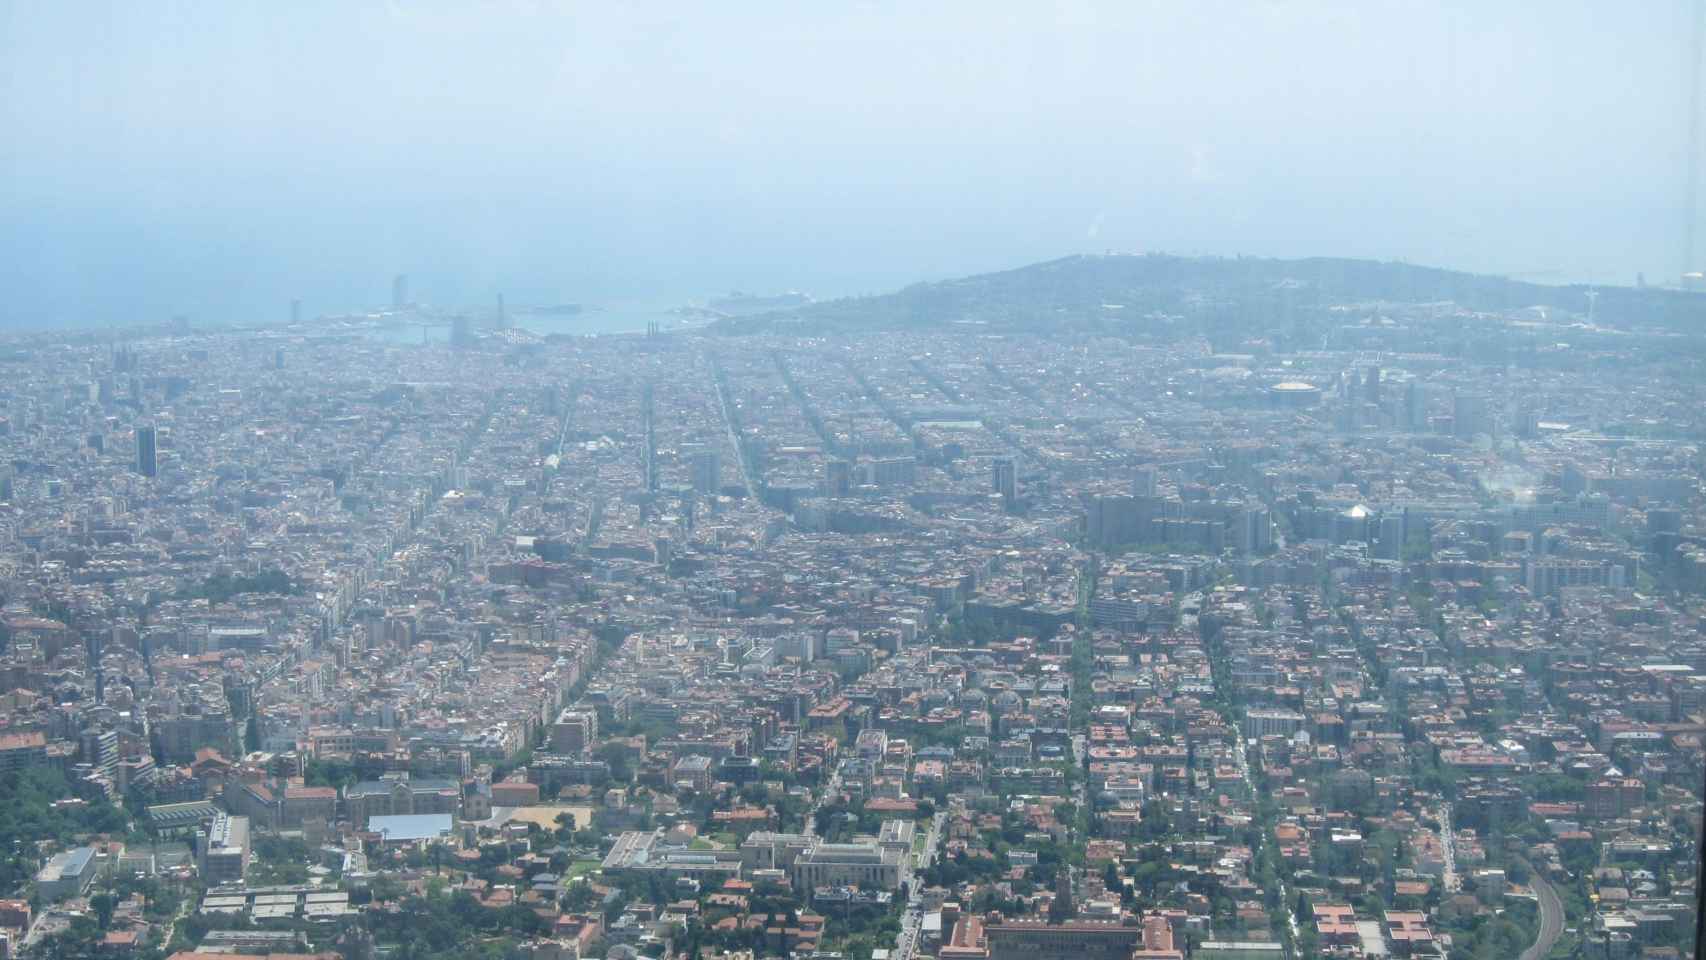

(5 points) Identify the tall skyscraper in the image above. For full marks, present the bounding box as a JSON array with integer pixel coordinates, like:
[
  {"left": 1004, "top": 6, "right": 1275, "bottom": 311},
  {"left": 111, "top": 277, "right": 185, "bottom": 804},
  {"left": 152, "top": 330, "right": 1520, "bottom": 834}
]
[
  {"left": 497, "top": 293, "right": 508, "bottom": 330},
  {"left": 1132, "top": 466, "right": 1158, "bottom": 498},
  {"left": 1237, "top": 506, "right": 1272, "bottom": 554},
  {"left": 992, "top": 456, "right": 1016, "bottom": 506},
  {"left": 1404, "top": 380, "right": 1427, "bottom": 431},
  {"left": 290, "top": 299, "right": 301, "bottom": 325},
  {"left": 86, "top": 631, "right": 105, "bottom": 705},
  {"left": 135, "top": 425, "right": 158, "bottom": 477},
  {"left": 392, "top": 274, "right": 408, "bottom": 310},
  {"left": 825, "top": 459, "right": 852, "bottom": 498},
  {"left": 1378, "top": 514, "right": 1405, "bottom": 559},
  {"left": 691, "top": 449, "right": 721, "bottom": 495},
  {"left": 1452, "top": 392, "right": 1493, "bottom": 440}
]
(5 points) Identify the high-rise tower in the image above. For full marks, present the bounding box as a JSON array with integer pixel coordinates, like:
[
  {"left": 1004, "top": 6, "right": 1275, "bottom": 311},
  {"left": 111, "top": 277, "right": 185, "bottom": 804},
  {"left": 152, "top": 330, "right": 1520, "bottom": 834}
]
[
  {"left": 992, "top": 456, "right": 1016, "bottom": 506},
  {"left": 135, "top": 425, "right": 158, "bottom": 477},
  {"left": 691, "top": 449, "right": 721, "bottom": 495}
]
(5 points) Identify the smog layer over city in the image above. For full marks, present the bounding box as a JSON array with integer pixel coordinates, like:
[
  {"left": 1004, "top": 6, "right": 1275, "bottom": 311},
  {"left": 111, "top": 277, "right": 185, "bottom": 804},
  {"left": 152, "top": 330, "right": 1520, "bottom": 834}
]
[{"left": 3, "top": 5, "right": 1706, "bottom": 960}]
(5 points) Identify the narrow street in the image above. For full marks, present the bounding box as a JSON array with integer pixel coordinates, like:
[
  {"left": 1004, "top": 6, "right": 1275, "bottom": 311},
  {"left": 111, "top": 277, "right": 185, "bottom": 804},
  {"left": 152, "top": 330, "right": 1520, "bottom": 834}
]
[
  {"left": 805, "top": 767, "right": 843, "bottom": 839},
  {"left": 1235, "top": 732, "right": 1299, "bottom": 944},
  {"left": 1439, "top": 802, "right": 1459, "bottom": 893},
  {"left": 1518, "top": 861, "right": 1565, "bottom": 960},
  {"left": 1212, "top": 605, "right": 1299, "bottom": 951},
  {"left": 893, "top": 811, "right": 945, "bottom": 960}
]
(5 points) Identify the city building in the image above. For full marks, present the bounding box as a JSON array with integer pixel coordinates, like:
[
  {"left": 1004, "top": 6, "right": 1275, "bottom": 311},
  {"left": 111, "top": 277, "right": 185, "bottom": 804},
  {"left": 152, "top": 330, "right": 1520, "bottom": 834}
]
[
  {"left": 36, "top": 847, "right": 97, "bottom": 901},
  {"left": 197, "top": 814, "right": 251, "bottom": 886},
  {"left": 135, "top": 425, "right": 157, "bottom": 477}
]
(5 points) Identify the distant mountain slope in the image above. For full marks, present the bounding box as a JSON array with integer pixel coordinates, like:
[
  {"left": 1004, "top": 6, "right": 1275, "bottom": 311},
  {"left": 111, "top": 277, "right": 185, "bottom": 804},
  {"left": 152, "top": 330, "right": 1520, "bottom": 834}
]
[{"left": 714, "top": 254, "right": 1706, "bottom": 333}]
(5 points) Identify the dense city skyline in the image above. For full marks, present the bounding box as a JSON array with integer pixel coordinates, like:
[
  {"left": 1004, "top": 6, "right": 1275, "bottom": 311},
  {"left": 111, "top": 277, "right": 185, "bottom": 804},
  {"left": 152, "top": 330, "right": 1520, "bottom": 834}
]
[
  {"left": 0, "top": 251, "right": 1697, "bottom": 959},
  {"left": 5, "top": 3, "right": 1706, "bottom": 960}
]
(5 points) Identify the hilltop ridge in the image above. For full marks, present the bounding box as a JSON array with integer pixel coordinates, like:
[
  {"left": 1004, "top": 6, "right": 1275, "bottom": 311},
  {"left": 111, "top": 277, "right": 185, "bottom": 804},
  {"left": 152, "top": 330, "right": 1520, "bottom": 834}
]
[{"left": 714, "top": 253, "right": 1706, "bottom": 333}]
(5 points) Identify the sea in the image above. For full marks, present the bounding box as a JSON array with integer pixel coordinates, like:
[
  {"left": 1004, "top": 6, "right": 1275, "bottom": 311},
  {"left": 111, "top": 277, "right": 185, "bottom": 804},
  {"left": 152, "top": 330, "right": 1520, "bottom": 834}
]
[{"left": 362, "top": 297, "right": 704, "bottom": 345}]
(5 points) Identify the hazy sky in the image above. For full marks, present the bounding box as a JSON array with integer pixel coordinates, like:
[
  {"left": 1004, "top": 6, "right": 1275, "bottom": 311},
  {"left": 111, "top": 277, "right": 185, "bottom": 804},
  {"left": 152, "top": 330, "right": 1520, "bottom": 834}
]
[{"left": 0, "top": 1, "right": 1698, "bottom": 327}]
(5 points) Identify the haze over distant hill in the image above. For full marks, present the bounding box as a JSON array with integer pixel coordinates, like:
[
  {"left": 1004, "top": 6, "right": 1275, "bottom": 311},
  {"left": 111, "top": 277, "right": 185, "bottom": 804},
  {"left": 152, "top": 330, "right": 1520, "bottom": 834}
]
[{"left": 714, "top": 254, "right": 1706, "bottom": 335}]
